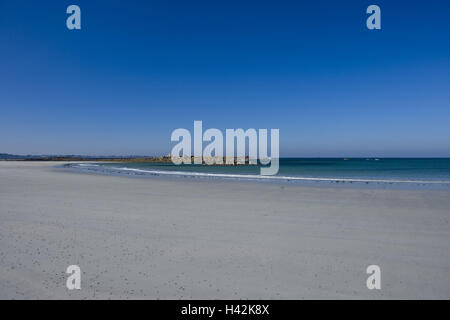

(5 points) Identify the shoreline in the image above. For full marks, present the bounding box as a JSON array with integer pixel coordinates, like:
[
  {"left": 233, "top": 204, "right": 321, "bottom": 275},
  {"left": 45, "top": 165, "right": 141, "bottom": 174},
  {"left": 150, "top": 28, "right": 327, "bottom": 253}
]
[{"left": 62, "top": 162, "right": 450, "bottom": 191}]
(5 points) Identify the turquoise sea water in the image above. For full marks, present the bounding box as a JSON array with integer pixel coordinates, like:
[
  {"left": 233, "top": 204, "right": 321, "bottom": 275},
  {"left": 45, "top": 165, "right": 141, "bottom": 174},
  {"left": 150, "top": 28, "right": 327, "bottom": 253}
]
[{"left": 70, "top": 158, "right": 450, "bottom": 186}]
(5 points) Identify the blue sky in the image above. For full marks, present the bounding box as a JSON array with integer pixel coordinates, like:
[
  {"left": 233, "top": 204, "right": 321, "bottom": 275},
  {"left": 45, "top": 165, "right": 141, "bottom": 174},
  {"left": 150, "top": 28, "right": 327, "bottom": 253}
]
[{"left": 1, "top": 0, "right": 449, "bottom": 156}]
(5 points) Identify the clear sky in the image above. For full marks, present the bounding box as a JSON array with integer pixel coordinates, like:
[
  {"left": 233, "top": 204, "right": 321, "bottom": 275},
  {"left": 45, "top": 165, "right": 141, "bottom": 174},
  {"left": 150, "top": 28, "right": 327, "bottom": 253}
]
[{"left": 1, "top": 0, "right": 449, "bottom": 157}]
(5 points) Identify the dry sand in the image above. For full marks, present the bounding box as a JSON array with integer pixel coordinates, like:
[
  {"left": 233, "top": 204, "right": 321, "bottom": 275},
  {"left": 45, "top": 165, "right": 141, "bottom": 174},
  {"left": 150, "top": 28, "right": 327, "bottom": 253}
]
[{"left": 0, "top": 161, "right": 449, "bottom": 299}]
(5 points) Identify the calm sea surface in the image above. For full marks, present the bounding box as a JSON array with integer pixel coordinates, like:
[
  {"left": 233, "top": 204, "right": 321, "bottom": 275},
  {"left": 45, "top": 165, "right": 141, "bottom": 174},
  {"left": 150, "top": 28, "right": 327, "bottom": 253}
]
[{"left": 79, "top": 158, "right": 450, "bottom": 183}]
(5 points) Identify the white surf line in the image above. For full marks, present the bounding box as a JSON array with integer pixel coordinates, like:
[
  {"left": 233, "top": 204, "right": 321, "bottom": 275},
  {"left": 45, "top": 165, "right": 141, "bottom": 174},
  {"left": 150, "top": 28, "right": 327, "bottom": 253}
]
[{"left": 93, "top": 165, "right": 450, "bottom": 185}]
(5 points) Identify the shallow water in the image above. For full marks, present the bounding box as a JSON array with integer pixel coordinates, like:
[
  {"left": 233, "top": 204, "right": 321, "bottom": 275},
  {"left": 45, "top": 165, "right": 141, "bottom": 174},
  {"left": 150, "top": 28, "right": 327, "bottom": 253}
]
[{"left": 66, "top": 158, "right": 450, "bottom": 190}]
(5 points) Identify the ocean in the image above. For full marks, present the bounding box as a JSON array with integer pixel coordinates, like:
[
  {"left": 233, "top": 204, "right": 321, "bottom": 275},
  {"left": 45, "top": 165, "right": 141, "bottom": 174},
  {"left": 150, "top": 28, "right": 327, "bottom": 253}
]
[{"left": 68, "top": 158, "right": 450, "bottom": 189}]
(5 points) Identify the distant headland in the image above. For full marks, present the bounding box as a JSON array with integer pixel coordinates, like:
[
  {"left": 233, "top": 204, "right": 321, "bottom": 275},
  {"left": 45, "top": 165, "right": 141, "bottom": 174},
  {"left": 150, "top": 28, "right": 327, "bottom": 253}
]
[{"left": 0, "top": 153, "right": 255, "bottom": 165}]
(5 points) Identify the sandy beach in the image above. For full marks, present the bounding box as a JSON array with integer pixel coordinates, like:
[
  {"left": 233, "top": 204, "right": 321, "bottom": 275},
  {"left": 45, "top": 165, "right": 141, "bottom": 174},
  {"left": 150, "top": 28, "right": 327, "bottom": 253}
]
[{"left": 0, "top": 161, "right": 449, "bottom": 299}]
